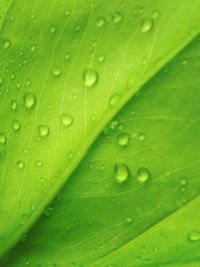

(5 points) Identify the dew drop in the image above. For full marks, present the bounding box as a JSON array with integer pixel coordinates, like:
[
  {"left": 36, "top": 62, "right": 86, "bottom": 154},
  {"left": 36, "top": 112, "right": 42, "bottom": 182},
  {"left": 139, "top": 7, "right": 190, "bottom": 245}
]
[
  {"left": 61, "top": 114, "right": 73, "bottom": 126},
  {"left": 126, "top": 217, "right": 133, "bottom": 223},
  {"left": 39, "top": 125, "right": 49, "bottom": 137},
  {"left": 44, "top": 206, "right": 53, "bottom": 216},
  {"left": 152, "top": 10, "right": 159, "bottom": 19},
  {"left": 17, "top": 160, "right": 25, "bottom": 169},
  {"left": 98, "top": 54, "right": 105, "bottom": 63},
  {"left": 36, "top": 160, "right": 43, "bottom": 167},
  {"left": 12, "top": 120, "right": 20, "bottom": 131},
  {"left": 180, "top": 178, "right": 188, "bottom": 186},
  {"left": 4, "top": 40, "right": 11, "bottom": 49},
  {"left": 24, "top": 92, "right": 36, "bottom": 109},
  {"left": 141, "top": 18, "right": 153, "bottom": 33},
  {"left": 137, "top": 167, "right": 150, "bottom": 183},
  {"left": 40, "top": 177, "right": 45, "bottom": 183},
  {"left": 188, "top": 231, "right": 200, "bottom": 241},
  {"left": 50, "top": 25, "right": 57, "bottom": 33},
  {"left": 30, "top": 45, "right": 36, "bottom": 52},
  {"left": 0, "top": 76, "right": 4, "bottom": 85},
  {"left": 138, "top": 132, "right": 146, "bottom": 141},
  {"left": 115, "top": 163, "right": 129, "bottom": 184},
  {"left": 52, "top": 68, "right": 61, "bottom": 77},
  {"left": 83, "top": 69, "right": 98, "bottom": 87},
  {"left": 182, "top": 59, "right": 188, "bottom": 66},
  {"left": 112, "top": 12, "right": 123, "bottom": 24},
  {"left": 0, "top": 133, "right": 6, "bottom": 144},
  {"left": 65, "top": 53, "right": 71, "bottom": 61},
  {"left": 96, "top": 17, "right": 105, "bottom": 28},
  {"left": 117, "top": 132, "right": 130, "bottom": 147},
  {"left": 109, "top": 93, "right": 121, "bottom": 107}
]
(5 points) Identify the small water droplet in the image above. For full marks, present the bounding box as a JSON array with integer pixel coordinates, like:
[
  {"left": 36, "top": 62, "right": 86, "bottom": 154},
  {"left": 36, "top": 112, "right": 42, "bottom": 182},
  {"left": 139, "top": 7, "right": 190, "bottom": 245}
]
[
  {"left": 126, "top": 217, "right": 133, "bottom": 223},
  {"left": 83, "top": 69, "right": 98, "bottom": 87},
  {"left": 40, "top": 177, "right": 45, "bottom": 183},
  {"left": 44, "top": 206, "right": 53, "bottom": 216},
  {"left": 12, "top": 120, "right": 20, "bottom": 131},
  {"left": 65, "top": 53, "right": 71, "bottom": 61},
  {"left": 30, "top": 45, "right": 36, "bottom": 52},
  {"left": 38, "top": 125, "right": 49, "bottom": 137},
  {"left": 109, "top": 94, "right": 121, "bottom": 107},
  {"left": 115, "top": 163, "right": 129, "bottom": 184},
  {"left": 117, "top": 132, "right": 130, "bottom": 147},
  {"left": 137, "top": 167, "right": 150, "bottom": 183},
  {"left": 4, "top": 40, "right": 11, "bottom": 49},
  {"left": 61, "top": 114, "right": 73, "bottom": 126},
  {"left": 98, "top": 54, "right": 105, "bottom": 63},
  {"left": 141, "top": 18, "right": 153, "bottom": 33},
  {"left": 24, "top": 92, "right": 36, "bottom": 109},
  {"left": 152, "top": 10, "right": 158, "bottom": 19},
  {"left": 112, "top": 12, "right": 123, "bottom": 24},
  {"left": 96, "top": 17, "right": 105, "bottom": 28},
  {"left": 0, "top": 133, "right": 6, "bottom": 144},
  {"left": 182, "top": 59, "right": 188, "bottom": 66},
  {"left": 188, "top": 231, "right": 200, "bottom": 241},
  {"left": 50, "top": 25, "right": 57, "bottom": 33},
  {"left": 65, "top": 10, "right": 70, "bottom": 16},
  {"left": 138, "top": 132, "right": 146, "bottom": 141},
  {"left": 52, "top": 68, "right": 61, "bottom": 76},
  {"left": 17, "top": 160, "right": 25, "bottom": 169},
  {"left": 180, "top": 178, "right": 188, "bottom": 186},
  {"left": 36, "top": 160, "right": 43, "bottom": 167}
]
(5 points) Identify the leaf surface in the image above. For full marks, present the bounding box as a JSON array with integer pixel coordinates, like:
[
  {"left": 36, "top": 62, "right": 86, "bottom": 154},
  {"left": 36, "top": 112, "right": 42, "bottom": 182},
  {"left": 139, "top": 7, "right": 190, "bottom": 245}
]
[{"left": 2, "top": 33, "right": 200, "bottom": 266}]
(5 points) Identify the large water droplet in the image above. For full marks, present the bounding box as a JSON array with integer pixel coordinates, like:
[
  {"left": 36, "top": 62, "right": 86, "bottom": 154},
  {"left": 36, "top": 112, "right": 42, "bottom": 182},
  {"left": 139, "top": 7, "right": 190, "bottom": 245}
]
[
  {"left": 61, "top": 114, "right": 73, "bottom": 126},
  {"left": 137, "top": 167, "right": 150, "bottom": 183},
  {"left": 39, "top": 125, "right": 49, "bottom": 137},
  {"left": 117, "top": 132, "right": 130, "bottom": 147},
  {"left": 115, "top": 163, "right": 129, "bottom": 184},
  {"left": 0, "top": 133, "right": 6, "bottom": 144},
  {"left": 12, "top": 120, "right": 20, "bottom": 131},
  {"left": 24, "top": 93, "right": 36, "bottom": 109},
  {"left": 141, "top": 18, "right": 153, "bottom": 33},
  {"left": 188, "top": 231, "right": 200, "bottom": 241},
  {"left": 83, "top": 69, "right": 98, "bottom": 87}
]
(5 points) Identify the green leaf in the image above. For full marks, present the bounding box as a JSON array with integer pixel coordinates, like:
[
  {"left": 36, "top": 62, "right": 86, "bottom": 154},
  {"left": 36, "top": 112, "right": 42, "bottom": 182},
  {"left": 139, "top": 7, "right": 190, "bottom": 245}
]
[
  {"left": 0, "top": 0, "right": 200, "bottom": 263},
  {"left": 2, "top": 32, "right": 200, "bottom": 266}
]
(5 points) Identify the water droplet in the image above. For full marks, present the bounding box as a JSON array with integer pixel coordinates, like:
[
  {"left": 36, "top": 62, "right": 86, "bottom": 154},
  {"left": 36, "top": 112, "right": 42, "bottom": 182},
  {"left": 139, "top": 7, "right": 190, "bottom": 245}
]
[
  {"left": 117, "top": 132, "right": 130, "bottom": 147},
  {"left": 137, "top": 167, "right": 150, "bottom": 183},
  {"left": 126, "top": 217, "right": 133, "bottom": 223},
  {"left": 188, "top": 231, "right": 200, "bottom": 241},
  {"left": 182, "top": 59, "right": 188, "bottom": 66},
  {"left": 61, "top": 114, "right": 73, "bottom": 126},
  {"left": 24, "top": 92, "right": 36, "bottom": 109},
  {"left": 115, "top": 163, "right": 129, "bottom": 184},
  {"left": 30, "top": 45, "right": 36, "bottom": 52},
  {"left": 152, "top": 10, "right": 158, "bottom": 19},
  {"left": 65, "top": 53, "right": 71, "bottom": 61},
  {"left": 141, "top": 18, "right": 153, "bottom": 33},
  {"left": 39, "top": 125, "right": 49, "bottom": 137},
  {"left": 180, "top": 178, "right": 188, "bottom": 186},
  {"left": 138, "top": 132, "right": 146, "bottom": 141},
  {"left": 52, "top": 68, "right": 61, "bottom": 76},
  {"left": 12, "top": 120, "right": 20, "bottom": 131},
  {"left": 65, "top": 10, "right": 70, "bottom": 16},
  {"left": 17, "top": 160, "right": 25, "bottom": 169},
  {"left": 36, "top": 160, "right": 43, "bottom": 167},
  {"left": 112, "top": 12, "right": 123, "bottom": 24},
  {"left": 44, "top": 206, "right": 53, "bottom": 216},
  {"left": 98, "top": 54, "right": 105, "bottom": 63},
  {"left": 109, "top": 94, "right": 121, "bottom": 107},
  {"left": 83, "top": 69, "right": 98, "bottom": 87},
  {"left": 0, "top": 133, "right": 6, "bottom": 144},
  {"left": 96, "top": 17, "right": 105, "bottom": 28},
  {"left": 11, "top": 100, "right": 17, "bottom": 111},
  {"left": 4, "top": 40, "right": 11, "bottom": 49},
  {"left": 40, "top": 177, "right": 45, "bottom": 183},
  {"left": 50, "top": 25, "right": 57, "bottom": 33}
]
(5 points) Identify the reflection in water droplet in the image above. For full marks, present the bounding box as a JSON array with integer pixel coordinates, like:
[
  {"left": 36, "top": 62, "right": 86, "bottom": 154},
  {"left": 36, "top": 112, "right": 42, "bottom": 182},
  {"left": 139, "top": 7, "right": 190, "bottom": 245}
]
[
  {"left": 115, "top": 163, "right": 129, "bottom": 184},
  {"left": 0, "top": 133, "right": 6, "bottom": 144},
  {"left": 83, "top": 69, "right": 98, "bottom": 87},
  {"left": 61, "top": 114, "right": 73, "bottom": 126},
  {"left": 141, "top": 18, "right": 153, "bottom": 33},
  {"left": 39, "top": 125, "right": 49, "bottom": 137},
  {"left": 137, "top": 167, "right": 150, "bottom": 183},
  {"left": 117, "top": 132, "right": 130, "bottom": 147},
  {"left": 24, "top": 93, "right": 36, "bottom": 109},
  {"left": 12, "top": 120, "right": 20, "bottom": 131}
]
